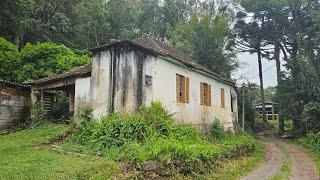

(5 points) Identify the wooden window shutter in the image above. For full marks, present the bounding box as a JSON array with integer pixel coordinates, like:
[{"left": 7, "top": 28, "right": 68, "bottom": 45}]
[
  {"left": 208, "top": 85, "right": 212, "bottom": 106},
  {"left": 185, "top": 77, "right": 190, "bottom": 103},
  {"left": 200, "top": 82, "right": 204, "bottom": 105},
  {"left": 176, "top": 74, "right": 180, "bottom": 103},
  {"left": 221, "top": 88, "right": 225, "bottom": 108}
]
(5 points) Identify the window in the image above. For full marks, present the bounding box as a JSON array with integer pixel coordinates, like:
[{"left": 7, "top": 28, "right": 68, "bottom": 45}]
[
  {"left": 145, "top": 75, "right": 152, "bottom": 86},
  {"left": 176, "top": 74, "right": 189, "bottom": 103},
  {"left": 221, "top": 88, "right": 225, "bottom": 108},
  {"left": 200, "top": 82, "right": 211, "bottom": 106}
]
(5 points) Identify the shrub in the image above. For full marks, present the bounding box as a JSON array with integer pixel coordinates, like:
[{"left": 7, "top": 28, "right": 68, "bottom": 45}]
[
  {"left": 174, "top": 124, "right": 203, "bottom": 141},
  {"left": 138, "top": 101, "right": 174, "bottom": 137},
  {"left": 17, "top": 42, "right": 91, "bottom": 82},
  {"left": 73, "top": 102, "right": 174, "bottom": 149},
  {"left": 298, "top": 134, "right": 320, "bottom": 151},
  {"left": 211, "top": 120, "right": 227, "bottom": 140},
  {"left": 0, "top": 37, "right": 20, "bottom": 82},
  {"left": 29, "top": 102, "right": 46, "bottom": 126},
  {"left": 302, "top": 102, "right": 320, "bottom": 134},
  {"left": 72, "top": 102, "right": 259, "bottom": 176}
]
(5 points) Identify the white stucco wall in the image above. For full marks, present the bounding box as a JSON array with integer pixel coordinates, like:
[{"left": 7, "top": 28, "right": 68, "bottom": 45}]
[
  {"left": 74, "top": 77, "right": 91, "bottom": 115},
  {"left": 143, "top": 55, "right": 237, "bottom": 131},
  {"left": 90, "top": 51, "right": 111, "bottom": 118},
  {"left": 83, "top": 47, "right": 237, "bottom": 131}
]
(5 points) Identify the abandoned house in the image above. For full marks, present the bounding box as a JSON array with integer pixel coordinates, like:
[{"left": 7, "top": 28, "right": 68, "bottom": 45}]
[
  {"left": 29, "top": 35, "right": 238, "bottom": 131},
  {"left": 0, "top": 79, "right": 30, "bottom": 129},
  {"left": 256, "top": 102, "right": 279, "bottom": 121}
]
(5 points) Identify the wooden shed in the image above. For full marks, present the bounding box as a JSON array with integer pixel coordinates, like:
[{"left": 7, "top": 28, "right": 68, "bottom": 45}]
[{"left": 0, "top": 80, "right": 30, "bottom": 129}]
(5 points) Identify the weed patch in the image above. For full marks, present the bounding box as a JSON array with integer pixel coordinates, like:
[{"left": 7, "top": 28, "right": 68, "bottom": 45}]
[
  {"left": 297, "top": 134, "right": 320, "bottom": 174},
  {"left": 71, "top": 102, "right": 260, "bottom": 177}
]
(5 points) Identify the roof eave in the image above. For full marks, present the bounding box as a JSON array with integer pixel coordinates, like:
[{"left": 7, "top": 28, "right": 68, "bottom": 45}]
[{"left": 158, "top": 55, "right": 235, "bottom": 86}]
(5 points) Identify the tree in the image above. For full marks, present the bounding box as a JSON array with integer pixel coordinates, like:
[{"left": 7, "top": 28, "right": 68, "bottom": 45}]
[
  {"left": 171, "top": 13, "right": 238, "bottom": 77},
  {"left": 237, "top": 0, "right": 320, "bottom": 134},
  {"left": 16, "top": 42, "right": 90, "bottom": 82},
  {"left": 0, "top": 37, "right": 20, "bottom": 81},
  {"left": 235, "top": 10, "right": 270, "bottom": 122},
  {"left": 0, "top": 0, "right": 76, "bottom": 49}
]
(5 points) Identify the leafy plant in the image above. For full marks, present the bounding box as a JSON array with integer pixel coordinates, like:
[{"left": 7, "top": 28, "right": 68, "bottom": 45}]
[
  {"left": 28, "top": 102, "right": 46, "bottom": 126},
  {"left": 211, "top": 120, "right": 227, "bottom": 140},
  {"left": 298, "top": 134, "right": 320, "bottom": 151},
  {"left": 17, "top": 42, "right": 90, "bottom": 82},
  {"left": 0, "top": 37, "right": 20, "bottom": 81},
  {"left": 302, "top": 102, "right": 320, "bottom": 134},
  {"left": 71, "top": 102, "right": 259, "bottom": 177}
]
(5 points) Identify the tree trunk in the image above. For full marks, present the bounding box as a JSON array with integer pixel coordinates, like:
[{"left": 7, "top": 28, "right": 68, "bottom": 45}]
[
  {"left": 257, "top": 47, "right": 266, "bottom": 122},
  {"left": 275, "top": 43, "right": 284, "bottom": 134}
]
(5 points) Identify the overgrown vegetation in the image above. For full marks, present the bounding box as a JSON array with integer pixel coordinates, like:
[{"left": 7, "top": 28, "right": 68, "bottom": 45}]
[
  {"left": 70, "top": 102, "right": 259, "bottom": 177},
  {"left": 302, "top": 102, "right": 320, "bottom": 134},
  {"left": 297, "top": 134, "right": 320, "bottom": 174},
  {"left": 0, "top": 38, "right": 90, "bottom": 83}
]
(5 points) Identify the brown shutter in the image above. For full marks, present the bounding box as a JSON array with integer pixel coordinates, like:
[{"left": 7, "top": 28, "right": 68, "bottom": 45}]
[
  {"left": 185, "top": 77, "right": 190, "bottom": 103},
  {"left": 176, "top": 74, "right": 180, "bottom": 103},
  {"left": 208, "top": 85, "right": 212, "bottom": 106},
  {"left": 200, "top": 82, "right": 203, "bottom": 105},
  {"left": 221, "top": 88, "right": 225, "bottom": 108}
]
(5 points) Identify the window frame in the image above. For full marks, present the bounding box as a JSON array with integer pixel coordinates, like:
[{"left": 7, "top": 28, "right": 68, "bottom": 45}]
[
  {"left": 176, "top": 74, "right": 189, "bottom": 104},
  {"left": 200, "top": 82, "right": 212, "bottom": 106},
  {"left": 220, "top": 88, "right": 225, "bottom": 108}
]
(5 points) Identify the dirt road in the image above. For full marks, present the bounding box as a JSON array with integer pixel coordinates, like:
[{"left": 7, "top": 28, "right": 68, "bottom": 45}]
[{"left": 241, "top": 134, "right": 319, "bottom": 180}]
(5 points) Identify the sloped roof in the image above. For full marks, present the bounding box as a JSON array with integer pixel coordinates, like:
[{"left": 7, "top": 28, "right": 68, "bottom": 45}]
[
  {"left": 0, "top": 79, "right": 30, "bottom": 89},
  {"left": 30, "top": 64, "right": 92, "bottom": 85},
  {"left": 91, "top": 35, "right": 234, "bottom": 84}
]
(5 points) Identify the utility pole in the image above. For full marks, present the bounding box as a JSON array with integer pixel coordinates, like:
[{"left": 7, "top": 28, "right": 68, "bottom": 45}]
[{"left": 242, "top": 83, "right": 245, "bottom": 131}]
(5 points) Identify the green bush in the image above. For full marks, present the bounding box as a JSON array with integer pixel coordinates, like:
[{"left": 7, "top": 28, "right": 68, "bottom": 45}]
[
  {"left": 302, "top": 102, "right": 320, "bottom": 134},
  {"left": 73, "top": 102, "right": 174, "bottom": 149},
  {"left": 29, "top": 102, "right": 45, "bottom": 124},
  {"left": 174, "top": 124, "right": 204, "bottom": 141},
  {"left": 0, "top": 37, "right": 20, "bottom": 82},
  {"left": 72, "top": 102, "right": 259, "bottom": 176},
  {"left": 17, "top": 42, "right": 91, "bottom": 82},
  {"left": 298, "top": 134, "right": 320, "bottom": 151},
  {"left": 211, "top": 120, "right": 227, "bottom": 140}
]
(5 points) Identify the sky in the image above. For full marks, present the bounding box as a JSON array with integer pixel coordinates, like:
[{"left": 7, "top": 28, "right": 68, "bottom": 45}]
[{"left": 232, "top": 53, "right": 278, "bottom": 87}]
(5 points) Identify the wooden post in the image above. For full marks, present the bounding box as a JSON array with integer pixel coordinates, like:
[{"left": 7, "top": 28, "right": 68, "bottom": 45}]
[
  {"left": 272, "top": 103, "right": 275, "bottom": 121},
  {"left": 31, "top": 90, "right": 38, "bottom": 103},
  {"left": 242, "top": 89, "right": 245, "bottom": 131},
  {"left": 40, "top": 90, "right": 44, "bottom": 111}
]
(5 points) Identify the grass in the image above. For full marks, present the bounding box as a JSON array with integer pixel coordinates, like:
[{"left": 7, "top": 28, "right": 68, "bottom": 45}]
[
  {"left": 270, "top": 144, "right": 291, "bottom": 180},
  {"left": 297, "top": 134, "right": 320, "bottom": 175},
  {"left": 0, "top": 123, "right": 265, "bottom": 179},
  {"left": 307, "top": 151, "right": 320, "bottom": 175},
  {"left": 0, "top": 124, "right": 119, "bottom": 179},
  {"left": 199, "top": 141, "right": 264, "bottom": 180}
]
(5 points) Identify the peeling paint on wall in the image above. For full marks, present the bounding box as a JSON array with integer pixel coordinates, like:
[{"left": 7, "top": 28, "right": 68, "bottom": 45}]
[{"left": 74, "top": 77, "right": 91, "bottom": 115}]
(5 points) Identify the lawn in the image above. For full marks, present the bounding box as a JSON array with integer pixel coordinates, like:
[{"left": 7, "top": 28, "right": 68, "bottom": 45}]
[
  {"left": 0, "top": 123, "right": 264, "bottom": 179},
  {"left": 0, "top": 124, "right": 119, "bottom": 179}
]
